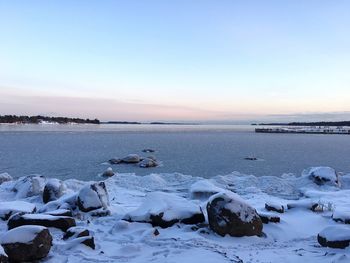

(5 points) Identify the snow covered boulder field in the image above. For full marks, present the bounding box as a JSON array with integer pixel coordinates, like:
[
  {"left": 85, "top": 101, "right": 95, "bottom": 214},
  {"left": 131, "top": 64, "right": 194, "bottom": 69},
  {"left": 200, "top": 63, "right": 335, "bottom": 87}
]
[{"left": 0, "top": 167, "right": 349, "bottom": 262}]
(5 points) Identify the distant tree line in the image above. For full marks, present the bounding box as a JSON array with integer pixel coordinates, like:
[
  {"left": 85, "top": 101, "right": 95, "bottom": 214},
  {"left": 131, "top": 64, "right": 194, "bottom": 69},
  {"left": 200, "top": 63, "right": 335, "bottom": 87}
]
[
  {"left": 0, "top": 115, "right": 100, "bottom": 124},
  {"left": 259, "top": 121, "right": 350, "bottom": 127}
]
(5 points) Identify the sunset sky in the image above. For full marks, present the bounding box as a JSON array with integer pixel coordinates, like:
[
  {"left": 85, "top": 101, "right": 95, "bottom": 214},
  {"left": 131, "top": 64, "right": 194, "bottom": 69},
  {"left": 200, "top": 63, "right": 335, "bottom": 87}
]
[{"left": 1, "top": 0, "right": 350, "bottom": 122}]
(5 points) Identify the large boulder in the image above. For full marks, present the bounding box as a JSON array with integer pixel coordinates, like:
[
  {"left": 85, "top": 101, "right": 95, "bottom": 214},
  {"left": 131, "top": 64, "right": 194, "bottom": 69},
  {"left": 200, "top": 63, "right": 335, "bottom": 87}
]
[
  {"left": 77, "top": 182, "right": 109, "bottom": 212},
  {"left": 43, "top": 178, "right": 65, "bottom": 203},
  {"left": 124, "top": 192, "right": 205, "bottom": 228},
  {"left": 306, "top": 167, "right": 340, "bottom": 186},
  {"left": 0, "top": 201, "right": 36, "bottom": 220},
  {"left": 13, "top": 175, "right": 46, "bottom": 198},
  {"left": 1, "top": 225, "right": 52, "bottom": 262},
  {"left": 0, "top": 173, "right": 12, "bottom": 185},
  {"left": 207, "top": 192, "right": 263, "bottom": 237},
  {"left": 265, "top": 202, "right": 284, "bottom": 213},
  {"left": 121, "top": 154, "right": 141, "bottom": 163},
  {"left": 8, "top": 213, "right": 76, "bottom": 232},
  {"left": 318, "top": 225, "right": 350, "bottom": 249}
]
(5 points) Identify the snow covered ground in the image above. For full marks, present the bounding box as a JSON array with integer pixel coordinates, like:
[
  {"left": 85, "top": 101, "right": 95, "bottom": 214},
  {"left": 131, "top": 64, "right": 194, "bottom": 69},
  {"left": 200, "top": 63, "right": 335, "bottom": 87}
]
[{"left": 0, "top": 168, "right": 350, "bottom": 262}]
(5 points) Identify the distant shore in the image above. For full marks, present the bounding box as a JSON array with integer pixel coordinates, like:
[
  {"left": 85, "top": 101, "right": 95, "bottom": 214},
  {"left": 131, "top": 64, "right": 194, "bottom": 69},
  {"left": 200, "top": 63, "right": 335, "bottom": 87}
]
[
  {"left": 0, "top": 115, "right": 100, "bottom": 124},
  {"left": 256, "top": 121, "right": 350, "bottom": 127}
]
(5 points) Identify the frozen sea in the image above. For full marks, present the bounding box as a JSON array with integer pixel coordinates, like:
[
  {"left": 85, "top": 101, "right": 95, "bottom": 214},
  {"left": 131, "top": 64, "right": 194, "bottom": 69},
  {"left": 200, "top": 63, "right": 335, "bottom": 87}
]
[{"left": 1, "top": 123, "right": 350, "bottom": 181}]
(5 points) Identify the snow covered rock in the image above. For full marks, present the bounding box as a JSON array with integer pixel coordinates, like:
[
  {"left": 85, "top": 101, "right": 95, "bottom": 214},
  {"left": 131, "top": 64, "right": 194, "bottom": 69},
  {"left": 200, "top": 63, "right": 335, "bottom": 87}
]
[
  {"left": 318, "top": 225, "right": 350, "bottom": 249},
  {"left": 121, "top": 154, "right": 141, "bottom": 163},
  {"left": 306, "top": 166, "right": 340, "bottom": 186},
  {"left": 63, "top": 227, "right": 95, "bottom": 249},
  {"left": 207, "top": 192, "right": 263, "bottom": 237},
  {"left": 8, "top": 213, "right": 76, "bottom": 232},
  {"left": 0, "top": 245, "right": 8, "bottom": 263},
  {"left": 77, "top": 182, "right": 109, "bottom": 212},
  {"left": 44, "top": 209, "right": 73, "bottom": 217},
  {"left": 287, "top": 200, "right": 320, "bottom": 211},
  {"left": 190, "top": 180, "right": 222, "bottom": 199},
  {"left": 43, "top": 178, "right": 65, "bottom": 203},
  {"left": 102, "top": 167, "right": 115, "bottom": 177},
  {"left": 265, "top": 202, "right": 284, "bottom": 213},
  {"left": 124, "top": 192, "right": 205, "bottom": 228},
  {"left": 0, "top": 173, "right": 12, "bottom": 185},
  {"left": 258, "top": 212, "right": 280, "bottom": 224},
  {"left": 332, "top": 209, "right": 350, "bottom": 224},
  {"left": 1, "top": 225, "right": 52, "bottom": 262},
  {"left": 0, "top": 201, "right": 36, "bottom": 220},
  {"left": 139, "top": 157, "right": 158, "bottom": 168},
  {"left": 13, "top": 175, "right": 46, "bottom": 198}
]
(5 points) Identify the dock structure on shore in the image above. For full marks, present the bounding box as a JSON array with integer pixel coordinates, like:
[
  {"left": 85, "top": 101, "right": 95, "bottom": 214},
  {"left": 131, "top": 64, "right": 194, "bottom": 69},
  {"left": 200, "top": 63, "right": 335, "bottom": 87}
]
[{"left": 255, "top": 127, "right": 350, "bottom": 135}]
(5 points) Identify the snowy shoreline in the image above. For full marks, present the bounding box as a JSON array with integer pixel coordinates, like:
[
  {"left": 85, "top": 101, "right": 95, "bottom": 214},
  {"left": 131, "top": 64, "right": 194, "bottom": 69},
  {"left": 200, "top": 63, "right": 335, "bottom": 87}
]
[{"left": 0, "top": 168, "right": 350, "bottom": 262}]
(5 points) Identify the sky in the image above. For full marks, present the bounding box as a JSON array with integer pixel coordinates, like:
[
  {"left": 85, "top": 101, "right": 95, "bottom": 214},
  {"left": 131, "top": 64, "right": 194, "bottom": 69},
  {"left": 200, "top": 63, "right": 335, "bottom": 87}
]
[{"left": 0, "top": 0, "right": 350, "bottom": 122}]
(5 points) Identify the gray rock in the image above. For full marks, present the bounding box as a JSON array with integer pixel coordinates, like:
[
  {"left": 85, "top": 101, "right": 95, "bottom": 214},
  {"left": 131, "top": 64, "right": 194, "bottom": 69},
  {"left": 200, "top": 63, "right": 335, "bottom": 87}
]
[{"left": 121, "top": 154, "right": 141, "bottom": 163}]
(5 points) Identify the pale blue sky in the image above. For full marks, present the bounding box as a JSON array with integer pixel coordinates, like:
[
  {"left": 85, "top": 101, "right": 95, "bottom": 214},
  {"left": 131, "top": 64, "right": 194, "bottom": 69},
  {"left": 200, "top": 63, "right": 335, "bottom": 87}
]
[{"left": 0, "top": 0, "right": 350, "bottom": 121}]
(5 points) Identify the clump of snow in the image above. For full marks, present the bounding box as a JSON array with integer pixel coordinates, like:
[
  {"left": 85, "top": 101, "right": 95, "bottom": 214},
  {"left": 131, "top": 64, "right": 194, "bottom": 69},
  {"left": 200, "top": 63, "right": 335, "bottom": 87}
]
[
  {"left": 0, "top": 173, "right": 12, "bottom": 184},
  {"left": 0, "top": 201, "right": 36, "bottom": 220},
  {"left": 124, "top": 191, "right": 202, "bottom": 223},
  {"left": 1, "top": 225, "right": 47, "bottom": 244}
]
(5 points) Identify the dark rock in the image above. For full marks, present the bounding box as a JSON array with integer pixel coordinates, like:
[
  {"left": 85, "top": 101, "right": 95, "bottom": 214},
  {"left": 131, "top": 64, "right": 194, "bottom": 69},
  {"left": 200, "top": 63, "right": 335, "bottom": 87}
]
[
  {"left": 259, "top": 213, "right": 280, "bottom": 224},
  {"left": 265, "top": 202, "right": 284, "bottom": 213},
  {"left": 8, "top": 213, "right": 76, "bottom": 232},
  {"left": 77, "top": 182, "right": 110, "bottom": 212},
  {"left": 1, "top": 226, "right": 52, "bottom": 262},
  {"left": 207, "top": 192, "right": 263, "bottom": 237},
  {"left": 43, "top": 178, "right": 65, "bottom": 204},
  {"left": 318, "top": 226, "right": 350, "bottom": 249},
  {"left": 153, "top": 229, "right": 160, "bottom": 236},
  {"left": 244, "top": 157, "right": 258, "bottom": 161},
  {"left": 63, "top": 227, "right": 95, "bottom": 249}
]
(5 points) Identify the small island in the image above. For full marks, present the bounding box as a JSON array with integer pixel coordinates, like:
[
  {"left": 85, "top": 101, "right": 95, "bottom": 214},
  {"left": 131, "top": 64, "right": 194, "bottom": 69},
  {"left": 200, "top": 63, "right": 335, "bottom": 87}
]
[
  {"left": 0, "top": 115, "right": 100, "bottom": 124},
  {"left": 258, "top": 121, "right": 350, "bottom": 127}
]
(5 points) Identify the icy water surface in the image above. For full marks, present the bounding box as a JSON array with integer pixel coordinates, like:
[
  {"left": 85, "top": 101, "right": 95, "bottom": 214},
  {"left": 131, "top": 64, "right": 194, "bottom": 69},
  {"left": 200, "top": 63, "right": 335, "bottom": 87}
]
[{"left": 1, "top": 124, "right": 350, "bottom": 181}]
